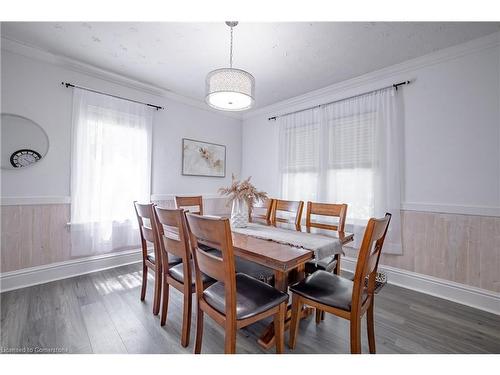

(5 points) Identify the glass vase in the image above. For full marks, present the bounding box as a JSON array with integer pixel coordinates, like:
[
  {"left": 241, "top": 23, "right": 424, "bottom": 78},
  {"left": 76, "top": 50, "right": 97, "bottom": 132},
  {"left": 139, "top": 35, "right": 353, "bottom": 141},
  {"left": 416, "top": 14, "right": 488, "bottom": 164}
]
[{"left": 230, "top": 198, "right": 249, "bottom": 228}]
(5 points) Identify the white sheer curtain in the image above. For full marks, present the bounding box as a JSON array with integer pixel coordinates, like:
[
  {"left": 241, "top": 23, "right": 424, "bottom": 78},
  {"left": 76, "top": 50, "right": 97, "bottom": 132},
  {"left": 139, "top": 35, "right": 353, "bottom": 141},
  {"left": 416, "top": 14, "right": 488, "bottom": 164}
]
[
  {"left": 278, "top": 88, "right": 403, "bottom": 254},
  {"left": 70, "top": 88, "right": 153, "bottom": 255}
]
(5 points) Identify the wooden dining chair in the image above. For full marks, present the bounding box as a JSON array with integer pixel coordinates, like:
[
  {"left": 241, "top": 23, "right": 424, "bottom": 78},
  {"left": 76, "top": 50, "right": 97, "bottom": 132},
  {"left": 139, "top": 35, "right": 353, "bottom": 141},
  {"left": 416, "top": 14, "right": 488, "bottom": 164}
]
[
  {"left": 249, "top": 198, "right": 275, "bottom": 225},
  {"left": 185, "top": 213, "right": 289, "bottom": 354},
  {"left": 237, "top": 198, "right": 276, "bottom": 285},
  {"left": 134, "top": 201, "right": 181, "bottom": 315},
  {"left": 270, "top": 199, "right": 304, "bottom": 231},
  {"left": 153, "top": 206, "right": 214, "bottom": 347},
  {"left": 304, "top": 201, "right": 348, "bottom": 323},
  {"left": 288, "top": 213, "right": 392, "bottom": 354},
  {"left": 305, "top": 202, "right": 348, "bottom": 275},
  {"left": 175, "top": 195, "right": 203, "bottom": 215}
]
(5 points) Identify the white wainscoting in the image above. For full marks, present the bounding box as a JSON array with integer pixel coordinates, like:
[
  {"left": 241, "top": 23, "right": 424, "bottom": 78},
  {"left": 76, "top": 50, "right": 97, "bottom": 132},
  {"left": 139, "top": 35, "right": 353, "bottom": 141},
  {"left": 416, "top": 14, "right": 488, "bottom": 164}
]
[
  {"left": 342, "top": 257, "right": 500, "bottom": 315},
  {"left": 0, "top": 248, "right": 142, "bottom": 293}
]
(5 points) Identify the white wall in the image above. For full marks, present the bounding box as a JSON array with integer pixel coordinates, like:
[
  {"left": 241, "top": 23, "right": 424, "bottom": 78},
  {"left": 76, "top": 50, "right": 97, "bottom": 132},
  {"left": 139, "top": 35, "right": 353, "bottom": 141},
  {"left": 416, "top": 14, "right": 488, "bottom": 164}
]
[
  {"left": 242, "top": 33, "right": 500, "bottom": 215},
  {"left": 1, "top": 48, "right": 242, "bottom": 199}
]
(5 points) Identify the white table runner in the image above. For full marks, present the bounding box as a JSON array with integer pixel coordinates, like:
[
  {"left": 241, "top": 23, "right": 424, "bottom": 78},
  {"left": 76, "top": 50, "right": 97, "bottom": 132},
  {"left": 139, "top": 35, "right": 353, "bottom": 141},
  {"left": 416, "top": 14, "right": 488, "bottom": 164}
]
[{"left": 232, "top": 223, "right": 343, "bottom": 262}]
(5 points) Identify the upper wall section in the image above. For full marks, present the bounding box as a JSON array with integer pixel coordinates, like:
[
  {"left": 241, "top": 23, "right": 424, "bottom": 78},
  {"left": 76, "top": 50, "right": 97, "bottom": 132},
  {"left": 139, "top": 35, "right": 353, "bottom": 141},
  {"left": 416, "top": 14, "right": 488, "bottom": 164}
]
[
  {"left": 241, "top": 32, "right": 500, "bottom": 217},
  {"left": 1, "top": 43, "right": 242, "bottom": 201}
]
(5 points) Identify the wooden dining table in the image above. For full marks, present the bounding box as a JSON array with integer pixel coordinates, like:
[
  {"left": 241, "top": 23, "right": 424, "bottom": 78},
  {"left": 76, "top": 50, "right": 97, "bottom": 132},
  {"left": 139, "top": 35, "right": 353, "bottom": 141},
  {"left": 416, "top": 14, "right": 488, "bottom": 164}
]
[{"left": 230, "top": 223, "right": 354, "bottom": 349}]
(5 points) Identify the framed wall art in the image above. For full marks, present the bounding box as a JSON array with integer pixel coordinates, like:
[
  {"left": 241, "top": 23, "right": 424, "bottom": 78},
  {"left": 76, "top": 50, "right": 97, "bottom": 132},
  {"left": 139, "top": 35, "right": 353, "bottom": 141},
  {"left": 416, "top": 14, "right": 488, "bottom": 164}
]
[{"left": 182, "top": 138, "right": 226, "bottom": 177}]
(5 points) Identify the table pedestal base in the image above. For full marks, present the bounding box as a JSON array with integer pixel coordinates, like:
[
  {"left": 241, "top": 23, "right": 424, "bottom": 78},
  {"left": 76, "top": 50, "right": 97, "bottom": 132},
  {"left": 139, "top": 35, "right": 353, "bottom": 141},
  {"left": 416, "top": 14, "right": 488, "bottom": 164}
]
[{"left": 257, "top": 306, "right": 314, "bottom": 350}]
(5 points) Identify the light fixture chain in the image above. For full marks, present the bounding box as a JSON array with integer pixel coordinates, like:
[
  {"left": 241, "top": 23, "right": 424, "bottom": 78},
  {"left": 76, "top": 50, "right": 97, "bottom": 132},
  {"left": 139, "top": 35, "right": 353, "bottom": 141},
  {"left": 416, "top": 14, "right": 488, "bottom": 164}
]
[{"left": 229, "top": 26, "right": 234, "bottom": 68}]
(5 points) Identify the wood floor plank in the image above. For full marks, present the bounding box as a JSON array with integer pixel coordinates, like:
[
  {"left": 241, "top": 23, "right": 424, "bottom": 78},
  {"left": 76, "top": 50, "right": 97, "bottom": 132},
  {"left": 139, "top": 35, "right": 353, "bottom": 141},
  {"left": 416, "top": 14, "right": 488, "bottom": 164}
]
[
  {"left": 1, "top": 263, "right": 499, "bottom": 354},
  {"left": 97, "top": 268, "right": 168, "bottom": 354},
  {"left": 80, "top": 301, "right": 126, "bottom": 353},
  {"left": 19, "top": 283, "right": 57, "bottom": 352},
  {"left": 0, "top": 288, "right": 29, "bottom": 351},
  {"left": 53, "top": 280, "right": 92, "bottom": 353}
]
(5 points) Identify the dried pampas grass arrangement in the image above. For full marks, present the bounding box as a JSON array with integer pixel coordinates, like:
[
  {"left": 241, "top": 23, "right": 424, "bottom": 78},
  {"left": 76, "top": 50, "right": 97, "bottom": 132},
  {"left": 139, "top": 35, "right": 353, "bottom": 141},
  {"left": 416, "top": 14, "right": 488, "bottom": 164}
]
[{"left": 218, "top": 174, "right": 268, "bottom": 216}]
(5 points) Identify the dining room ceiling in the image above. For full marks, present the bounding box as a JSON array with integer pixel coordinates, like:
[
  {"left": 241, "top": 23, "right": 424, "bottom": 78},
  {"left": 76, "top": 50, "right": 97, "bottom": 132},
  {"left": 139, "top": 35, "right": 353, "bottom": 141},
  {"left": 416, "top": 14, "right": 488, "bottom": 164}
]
[{"left": 2, "top": 22, "right": 499, "bottom": 109}]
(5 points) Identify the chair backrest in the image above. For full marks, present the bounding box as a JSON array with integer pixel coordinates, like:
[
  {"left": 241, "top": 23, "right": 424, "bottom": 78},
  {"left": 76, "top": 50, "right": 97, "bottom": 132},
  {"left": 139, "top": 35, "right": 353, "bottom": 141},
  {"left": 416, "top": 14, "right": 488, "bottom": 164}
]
[
  {"left": 153, "top": 206, "right": 191, "bottom": 276},
  {"left": 271, "top": 199, "right": 304, "bottom": 231},
  {"left": 175, "top": 196, "right": 203, "bottom": 215},
  {"left": 134, "top": 201, "right": 160, "bottom": 266},
  {"left": 185, "top": 213, "right": 237, "bottom": 318},
  {"left": 305, "top": 202, "right": 348, "bottom": 233},
  {"left": 351, "top": 213, "right": 392, "bottom": 312},
  {"left": 250, "top": 198, "right": 275, "bottom": 224}
]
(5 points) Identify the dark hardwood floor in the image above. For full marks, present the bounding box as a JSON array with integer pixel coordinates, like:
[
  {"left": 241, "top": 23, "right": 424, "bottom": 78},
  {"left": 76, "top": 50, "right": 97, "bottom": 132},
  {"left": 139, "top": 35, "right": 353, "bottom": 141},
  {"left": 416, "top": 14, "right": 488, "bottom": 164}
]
[{"left": 1, "top": 263, "right": 499, "bottom": 354}]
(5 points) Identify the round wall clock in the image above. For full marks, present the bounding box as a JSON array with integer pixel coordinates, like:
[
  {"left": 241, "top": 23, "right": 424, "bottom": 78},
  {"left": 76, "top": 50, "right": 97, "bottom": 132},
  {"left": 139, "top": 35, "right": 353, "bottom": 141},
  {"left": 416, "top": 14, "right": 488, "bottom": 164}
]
[{"left": 10, "top": 149, "right": 42, "bottom": 168}]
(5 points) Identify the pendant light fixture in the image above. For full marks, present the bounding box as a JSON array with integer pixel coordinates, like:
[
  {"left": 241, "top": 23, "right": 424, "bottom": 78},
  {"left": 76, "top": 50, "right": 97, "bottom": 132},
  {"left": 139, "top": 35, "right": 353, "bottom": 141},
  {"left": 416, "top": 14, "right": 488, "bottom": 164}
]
[{"left": 205, "top": 21, "right": 255, "bottom": 111}]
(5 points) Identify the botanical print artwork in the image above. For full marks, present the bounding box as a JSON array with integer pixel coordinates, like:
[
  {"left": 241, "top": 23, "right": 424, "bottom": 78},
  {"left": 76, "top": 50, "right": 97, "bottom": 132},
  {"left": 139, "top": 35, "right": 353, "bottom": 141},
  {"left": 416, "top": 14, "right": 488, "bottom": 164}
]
[{"left": 182, "top": 138, "right": 226, "bottom": 177}]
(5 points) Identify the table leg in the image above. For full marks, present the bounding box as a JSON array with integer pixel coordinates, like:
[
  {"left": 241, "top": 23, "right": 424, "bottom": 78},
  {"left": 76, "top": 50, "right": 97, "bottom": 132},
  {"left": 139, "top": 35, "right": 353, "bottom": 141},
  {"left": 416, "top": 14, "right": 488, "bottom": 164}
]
[
  {"left": 257, "top": 265, "right": 312, "bottom": 350},
  {"left": 274, "top": 269, "right": 288, "bottom": 292}
]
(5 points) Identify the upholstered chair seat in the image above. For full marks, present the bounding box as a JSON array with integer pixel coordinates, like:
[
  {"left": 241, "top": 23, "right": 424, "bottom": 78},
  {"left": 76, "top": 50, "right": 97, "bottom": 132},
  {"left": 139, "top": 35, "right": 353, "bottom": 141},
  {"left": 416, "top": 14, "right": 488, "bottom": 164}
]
[
  {"left": 304, "top": 256, "right": 337, "bottom": 274},
  {"left": 203, "top": 273, "right": 288, "bottom": 320},
  {"left": 235, "top": 258, "right": 275, "bottom": 285},
  {"left": 169, "top": 261, "right": 214, "bottom": 286},
  {"left": 147, "top": 252, "right": 182, "bottom": 266},
  {"left": 290, "top": 271, "right": 368, "bottom": 311}
]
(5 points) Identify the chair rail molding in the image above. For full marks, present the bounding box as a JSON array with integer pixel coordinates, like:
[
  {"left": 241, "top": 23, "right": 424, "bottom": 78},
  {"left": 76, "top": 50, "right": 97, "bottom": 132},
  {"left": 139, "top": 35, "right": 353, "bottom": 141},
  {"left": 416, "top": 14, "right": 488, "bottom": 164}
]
[
  {"left": 1, "top": 196, "right": 72, "bottom": 205},
  {"left": 1, "top": 194, "right": 227, "bottom": 206},
  {"left": 3, "top": 196, "right": 497, "bottom": 217},
  {"left": 0, "top": 248, "right": 143, "bottom": 293},
  {"left": 150, "top": 193, "right": 225, "bottom": 201},
  {"left": 401, "top": 202, "right": 500, "bottom": 217},
  {"left": 342, "top": 257, "right": 500, "bottom": 315}
]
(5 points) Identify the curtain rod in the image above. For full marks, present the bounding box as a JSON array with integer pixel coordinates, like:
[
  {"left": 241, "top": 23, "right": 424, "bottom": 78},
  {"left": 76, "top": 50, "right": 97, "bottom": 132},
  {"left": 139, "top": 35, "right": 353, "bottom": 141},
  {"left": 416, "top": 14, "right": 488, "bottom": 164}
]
[
  {"left": 268, "top": 80, "right": 411, "bottom": 121},
  {"left": 61, "top": 82, "right": 165, "bottom": 110}
]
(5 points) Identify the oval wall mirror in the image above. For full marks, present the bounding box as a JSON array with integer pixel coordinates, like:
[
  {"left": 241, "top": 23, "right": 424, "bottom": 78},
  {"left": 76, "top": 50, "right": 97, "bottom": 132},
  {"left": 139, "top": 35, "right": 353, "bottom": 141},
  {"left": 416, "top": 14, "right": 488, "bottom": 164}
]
[{"left": 1, "top": 113, "right": 49, "bottom": 169}]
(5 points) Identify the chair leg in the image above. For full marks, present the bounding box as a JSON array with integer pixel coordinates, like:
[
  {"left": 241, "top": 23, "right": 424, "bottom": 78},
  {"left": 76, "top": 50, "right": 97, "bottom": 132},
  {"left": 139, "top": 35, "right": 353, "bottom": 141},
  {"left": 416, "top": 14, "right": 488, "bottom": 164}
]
[
  {"left": 224, "top": 321, "right": 237, "bottom": 354},
  {"left": 274, "top": 302, "right": 286, "bottom": 354},
  {"left": 321, "top": 310, "right": 325, "bottom": 320},
  {"left": 140, "top": 264, "right": 147, "bottom": 301},
  {"left": 350, "top": 317, "right": 362, "bottom": 354},
  {"left": 288, "top": 293, "right": 302, "bottom": 349},
  {"left": 315, "top": 308, "right": 322, "bottom": 324},
  {"left": 180, "top": 290, "right": 192, "bottom": 347},
  {"left": 367, "top": 302, "right": 376, "bottom": 354},
  {"left": 160, "top": 276, "right": 169, "bottom": 326},
  {"left": 194, "top": 304, "right": 204, "bottom": 354},
  {"left": 152, "top": 271, "right": 162, "bottom": 315}
]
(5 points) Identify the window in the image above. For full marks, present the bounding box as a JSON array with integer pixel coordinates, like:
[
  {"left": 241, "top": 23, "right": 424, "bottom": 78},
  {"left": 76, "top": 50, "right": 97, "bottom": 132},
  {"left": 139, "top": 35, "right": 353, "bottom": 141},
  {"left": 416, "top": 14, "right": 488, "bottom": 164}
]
[
  {"left": 280, "top": 121, "right": 319, "bottom": 202},
  {"left": 278, "top": 89, "right": 403, "bottom": 253},
  {"left": 326, "top": 112, "right": 375, "bottom": 222},
  {"left": 70, "top": 88, "right": 153, "bottom": 255},
  {"left": 328, "top": 112, "right": 375, "bottom": 170}
]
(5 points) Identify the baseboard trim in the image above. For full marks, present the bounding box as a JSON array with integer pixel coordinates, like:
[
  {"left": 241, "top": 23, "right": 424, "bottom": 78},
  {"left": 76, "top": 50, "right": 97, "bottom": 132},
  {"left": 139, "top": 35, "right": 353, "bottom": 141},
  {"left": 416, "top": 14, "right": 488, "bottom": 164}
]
[
  {"left": 342, "top": 257, "right": 500, "bottom": 315},
  {"left": 0, "top": 249, "right": 142, "bottom": 293}
]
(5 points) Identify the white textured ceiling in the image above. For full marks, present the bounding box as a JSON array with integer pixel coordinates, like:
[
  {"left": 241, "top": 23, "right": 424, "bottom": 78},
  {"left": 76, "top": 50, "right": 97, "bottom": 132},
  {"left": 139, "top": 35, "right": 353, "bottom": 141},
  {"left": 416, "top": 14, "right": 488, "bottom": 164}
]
[{"left": 2, "top": 22, "right": 499, "bottom": 108}]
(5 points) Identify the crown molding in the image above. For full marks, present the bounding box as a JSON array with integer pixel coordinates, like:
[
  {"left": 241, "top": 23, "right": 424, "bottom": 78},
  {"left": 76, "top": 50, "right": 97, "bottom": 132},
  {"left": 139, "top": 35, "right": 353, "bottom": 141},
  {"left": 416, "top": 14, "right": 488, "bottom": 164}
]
[
  {"left": 1, "top": 36, "right": 242, "bottom": 121},
  {"left": 242, "top": 31, "right": 500, "bottom": 121}
]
